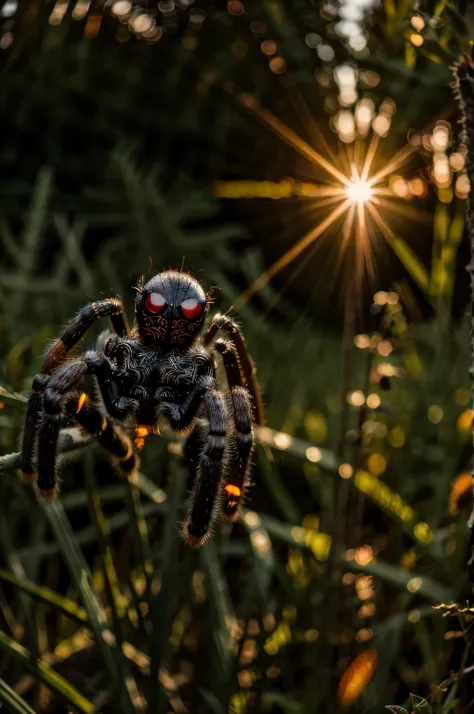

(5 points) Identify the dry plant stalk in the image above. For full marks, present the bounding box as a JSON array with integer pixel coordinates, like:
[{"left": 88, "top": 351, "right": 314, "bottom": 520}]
[{"left": 453, "top": 56, "right": 474, "bottom": 593}]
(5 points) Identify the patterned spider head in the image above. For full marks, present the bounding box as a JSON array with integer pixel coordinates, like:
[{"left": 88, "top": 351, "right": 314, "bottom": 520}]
[{"left": 135, "top": 271, "right": 209, "bottom": 348}]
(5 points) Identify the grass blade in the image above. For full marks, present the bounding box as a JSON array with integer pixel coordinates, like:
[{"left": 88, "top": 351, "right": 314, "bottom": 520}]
[
  {"left": 149, "top": 460, "right": 187, "bottom": 712},
  {"left": 0, "top": 569, "right": 88, "bottom": 626},
  {"left": 255, "top": 512, "right": 454, "bottom": 602},
  {"left": 384, "top": 233, "right": 430, "bottom": 295},
  {"left": 0, "top": 677, "right": 37, "bottom": 714},
  {"left": 200, "top": 540, "right": 236, "bottom": 703},
  {"left": 0, "top": 630, "right": 98, "bottom": 714},
  {"left": 85, "top": 453, "right": 128, "bottom": 635},
  {"left": 38, "top": 496, "right": 138, "bottom": 714},
  {"left": 18, "top": 501, "right": 164, "bottom": 562},
  {"left": 83, "top": 453, "right": 146, "bottom": 712}
]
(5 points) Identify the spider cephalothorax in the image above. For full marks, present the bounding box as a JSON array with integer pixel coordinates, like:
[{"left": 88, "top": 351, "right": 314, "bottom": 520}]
[
  {"left": 135, "top": 271, "right": 209, "bottom": 348},
  {"left": 20, "top": 270, "right": 264, "bottom": 547}
]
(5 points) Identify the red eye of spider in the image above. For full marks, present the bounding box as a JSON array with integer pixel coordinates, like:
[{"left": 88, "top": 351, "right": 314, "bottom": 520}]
[
  {"left": 181, "top": 298, "right": 201, "bottom": 319},
  {"left": 145, "top": 292, "right": 166, "bottom": 314}
]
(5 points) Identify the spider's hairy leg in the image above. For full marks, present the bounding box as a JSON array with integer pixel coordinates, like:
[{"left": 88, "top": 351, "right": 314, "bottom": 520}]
[
  {"left": 215, "top": 339, "right": 254, "bottom": 520},
  {"left": 43, "top": 299, "right": 127, "bottom": 374},
  {"left": 36, "top": 359, "right": 90, "bottom": 497},
  {"left": 68, "top": 393, "right": 138, "bottom": 478},
  {"left": 183, "top": 420, "right": 208, "bottom": 484},
  {"left": 181, "top": 389, "right": 228, "bottom": 548},
  {"left": 158, "top": 383, "right": 210, "bottom": 432},
  {"left": 109, "top": 308, "right": 130, "bottom": 339},
  {"left": 203, "top": 314, "right": 265, "bottom": 426},
  {"left": 20, "top": 374, "right": 50, "bottom": 483},
  {"left": 156, "top": 354, "right": 214, "bottom": 432},
  {"left": 20, "top": 297, "right": 126, "bottom": 482}
]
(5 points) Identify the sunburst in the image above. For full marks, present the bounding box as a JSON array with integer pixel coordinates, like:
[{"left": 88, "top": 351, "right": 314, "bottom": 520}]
[{"left": 214, "top": 88, "right": 427, "bottom": 311}]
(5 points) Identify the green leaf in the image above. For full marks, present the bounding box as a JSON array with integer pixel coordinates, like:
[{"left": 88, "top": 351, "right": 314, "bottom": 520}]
[
  {"left": 434, "top": 0, "right": 448, "bottom": 16},
  {"left": 405, "top": 40, "right": 416, "bottom": 69},
  {"left": 0, "top": 630, "right": 98, "bottom": 714},
  {"left": 261, "top": 692, "right": 305, "bottom": 713},
  {"left": 419, "top": 43, "right": 455, "bottom": 66},
  {"left": 0, "top": 385, "right": 28, "bottom": 404},
  {"left": 199, "top": 689, "right": 228, "bottom": 714},
  {"left": 385, "top": 234, "right": 430, "bottom": 295},
  {"left": 149, "top": 461, "right": 187, "bottom": 712},
  {"left": 255, "top": 513, "right": 454, "bottom": 602},
  {"left": 256, "top": 443, "right": 301, "bottom": 523},
  {"left": 241, "top": 510, "right": 275, "bottom": 602},
  {"left": 0, "top": 568, "right": 88, "bottom": 626},
  {"left": 84, "top": 452, "right": 134, "bottom": 693},
  {"left": 0, "top": 677, "right": 37, "bottom": 714},
  {"left": 441, "top": 680, "right": 460, "bottom": 713},
  {"left": 411, "top": 694, "right": 432, "bottom": 713},
  {"left": 38, "top": 497, "right": 138, "bottom": 714},
  {"left": 18, "top": 501, "right": 163, "bottom": 561},
  {"left": 444, "top": 4, "right": 469, "bottom": 38},
  {"left": 374, "top": 606, "right": 434, "bottom": 637},
  {"left": 200, "top": 540, "right": 236, "bottom": 697}
]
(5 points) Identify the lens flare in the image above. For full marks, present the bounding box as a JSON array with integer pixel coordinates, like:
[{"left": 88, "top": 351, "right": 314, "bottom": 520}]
[
  {"left": 346, "top": 179, "right": 373, "bottom": 204},
  {"left": 213, "top": 85, "right": 423, "bottom": 309}
]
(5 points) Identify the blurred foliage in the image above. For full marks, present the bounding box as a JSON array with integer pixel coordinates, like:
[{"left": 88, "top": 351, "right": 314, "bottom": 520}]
[{"left": 0, "top": 0, "right": 474, "bottom": 713}]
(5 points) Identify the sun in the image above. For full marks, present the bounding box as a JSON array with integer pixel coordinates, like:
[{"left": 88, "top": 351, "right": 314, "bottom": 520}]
[
  {"left": 346, "top": 178, "right": 373, "bottom": 204},
  {"left": 213, "top": 86, "right": 424, "bottom": 309}
]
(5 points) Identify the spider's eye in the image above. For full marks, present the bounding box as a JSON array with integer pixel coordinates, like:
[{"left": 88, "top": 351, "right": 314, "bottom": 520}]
[
  {"left": 145, "top": 292, "right": 166, "bottom": 314},
  {"left": 181, "top": 298, "right": 201, "bottom": 319}
]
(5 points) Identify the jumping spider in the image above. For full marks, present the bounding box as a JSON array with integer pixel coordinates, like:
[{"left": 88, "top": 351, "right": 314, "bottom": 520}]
[{"left": 20, "top": 271, "right": 264, "bottom": 547}]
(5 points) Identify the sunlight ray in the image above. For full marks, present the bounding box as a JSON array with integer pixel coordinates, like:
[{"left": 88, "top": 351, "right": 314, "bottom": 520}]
[
  {"left": 255, "top": 195, "right": 349, "bottom": 251},
  {"left": 213, "top": 180, "right": 346, "bottom": 200},
  {"left": 357, "top": 202, "right": 375, "bottom": 285},
  {"left": 215, "top": 84, "right": 430, "bottom": 313},
  {"left": 371, "top": 187, "right": 397, "bottom": 197},
  {"left": 352, "top": 139, "right": 364, "bottom": 180},
  {"left": 308, "top": 194, "right": 351, "bottom": 209},
  {"left": 339, "top": 145, "right": 352, "bottom": 179},
  {"left": 361, "top": 133, "right": 380, "bottom": 182},
  {"left": 337, "top": 202, "right": 357, "bottom": 271},
  {"left": 236, "top": 92, "right": 352, "bottom": 187},
  {"left": 369, "top": 143, "right": 419, "bottom": 187},
  {"left": 287, "top": 86, "right": 340, "bottom": 167},
  {"left": 303, "top": 186, "right": 347, "bottom": 198},
  {"left": 365, "top": 200, "right": 431, "bottom": 291},
  {"left": 365, "top": 200, "right": 396, "bottom": 241},
  {"left": 371, "top": 195, "right": 433, "bottom": 224},
  {"left": 234, "top": 198, "right": 351, "bottom": 308}
]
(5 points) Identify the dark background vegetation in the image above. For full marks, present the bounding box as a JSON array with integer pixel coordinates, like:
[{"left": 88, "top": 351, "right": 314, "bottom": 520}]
[{"left": 1, "top": 1, "right": 474, "bottom": 712}]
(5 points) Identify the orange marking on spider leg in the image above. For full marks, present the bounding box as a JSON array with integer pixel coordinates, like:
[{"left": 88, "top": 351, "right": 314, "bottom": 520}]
[
  {"left": 225, "top": 484, "right": 241, "bottom": 497},
  {"left": 98, "top": 417, "right": 108, "bottom": 435},
  {"left": 134, "top": 425, "right": 149, "bottom": 450},
  {"left": 76, "top": 392, "right": 87, "bottom": 414}
]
